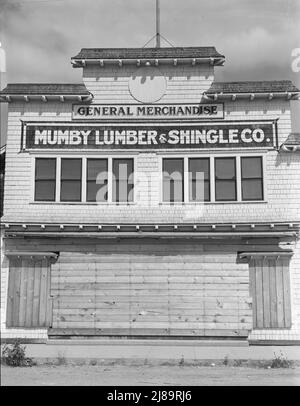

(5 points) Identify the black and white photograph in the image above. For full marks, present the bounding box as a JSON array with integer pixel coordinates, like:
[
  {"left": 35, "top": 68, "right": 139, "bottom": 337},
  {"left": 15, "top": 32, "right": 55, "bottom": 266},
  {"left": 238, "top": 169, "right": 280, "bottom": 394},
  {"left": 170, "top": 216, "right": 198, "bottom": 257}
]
[{"left": 0, "top": 0, "right": 299, "bottom": 390}]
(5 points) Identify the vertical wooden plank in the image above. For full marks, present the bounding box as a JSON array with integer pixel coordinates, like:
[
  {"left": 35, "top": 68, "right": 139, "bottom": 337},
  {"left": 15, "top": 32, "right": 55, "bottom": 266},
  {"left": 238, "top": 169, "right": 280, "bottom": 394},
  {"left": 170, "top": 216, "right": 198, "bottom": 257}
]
[
  {"left": 39, "top": 259, "right": 48, "bottom": 326},
  {"left": 269, "top": 258, "right": 278, "bottom": 328},
  {"left": 249, "top": 259, "right": 257, "bottom": 328},
  {"left": 12, "top": 263, "right": 22, "bottom": 328},
  {"left": 45, "top": 260, "right": 53, "bottom": 327},
  {"left": 262, "top": 257, "right": 271, "bottom": 328},
  {"left": 6, "top": 258, "right": 17, "bottom": 327},
  {"left": 282, "top": 257, "right": 292, "bottom": 328},
  {"left": 275, "top": 258, "right": 285, "bottom": 328},
  {"left": 18, "top": 258, "right": 28, "bottom": 327},
  {"left": 32, "top": 259, "right": 42, "bottom": 327},
  {"left": 255, "top": 258, "right": 264, "bottom": 328},
  {"left": 25, "top": 259, "right": 35, "bottom": 327}
]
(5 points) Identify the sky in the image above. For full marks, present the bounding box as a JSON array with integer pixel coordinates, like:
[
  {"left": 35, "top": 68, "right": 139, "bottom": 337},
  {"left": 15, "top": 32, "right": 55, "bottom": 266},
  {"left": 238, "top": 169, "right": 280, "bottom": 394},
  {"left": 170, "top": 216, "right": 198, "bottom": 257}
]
[{"left": 0, "top": 0, "right": 300, "bottom": 145}]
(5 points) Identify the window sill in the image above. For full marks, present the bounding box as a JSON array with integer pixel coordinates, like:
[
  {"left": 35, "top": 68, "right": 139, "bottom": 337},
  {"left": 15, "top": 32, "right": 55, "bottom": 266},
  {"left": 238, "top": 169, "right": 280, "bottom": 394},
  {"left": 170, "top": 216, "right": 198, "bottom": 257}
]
[
  {"left": 159, "top": 201, "right": 268, "bottom": 205},
  {"left": 30, "top": 202, "right": 137, "bottom": 206}
]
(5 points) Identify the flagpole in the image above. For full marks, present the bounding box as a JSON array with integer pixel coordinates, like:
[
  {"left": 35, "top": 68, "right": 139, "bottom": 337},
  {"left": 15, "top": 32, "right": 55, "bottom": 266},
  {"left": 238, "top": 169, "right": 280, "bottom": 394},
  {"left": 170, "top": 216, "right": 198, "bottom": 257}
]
[{"left": 156, "top": 0, "right": 161, "bottom": 48}]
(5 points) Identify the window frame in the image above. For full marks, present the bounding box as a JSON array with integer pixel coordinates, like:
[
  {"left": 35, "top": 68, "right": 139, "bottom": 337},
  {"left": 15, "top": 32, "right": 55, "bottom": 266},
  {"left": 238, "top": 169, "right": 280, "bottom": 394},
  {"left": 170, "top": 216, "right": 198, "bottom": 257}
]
[
  {"left": 112, "top": 158, "right": 135, "bottom": 203},
  {"left": 240, "top": 156, "right": 264, "bottom": 201},
  {"left": 214, "top": 156, "right": 237, "bottom": 202},
  {"left": 86, "top": 158, "right": 109, "bottom": 203},
  {"left": 34, "top": 157, "right": 57, "bottom": 202},
  {"left": 162, "top": 157, "right": 185, "bottom": 203},
  {"left": 159, "top": 153, "right": 267, "bottom": 204},
  {"left": 60, "top": 158, "right": 82, "bottom": 202},
  {"left": 32, "top": 155, "right": 137, "bottom": 204}
]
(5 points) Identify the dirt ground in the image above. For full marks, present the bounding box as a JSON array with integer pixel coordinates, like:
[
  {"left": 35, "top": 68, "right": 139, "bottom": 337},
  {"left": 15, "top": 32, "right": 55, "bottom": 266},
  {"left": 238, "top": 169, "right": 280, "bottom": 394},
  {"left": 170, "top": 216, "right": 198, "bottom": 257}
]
[{"left": 1, "top": 364, "right": 300, "bottom": 386}]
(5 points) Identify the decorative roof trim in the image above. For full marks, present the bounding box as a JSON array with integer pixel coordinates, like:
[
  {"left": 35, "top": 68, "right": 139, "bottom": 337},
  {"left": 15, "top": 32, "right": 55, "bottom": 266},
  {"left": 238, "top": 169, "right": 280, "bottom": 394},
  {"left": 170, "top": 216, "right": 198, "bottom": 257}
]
[
  {"left": 0, "top": 94, "right": 93, "bottom": 103},
  {"left": 203, "top": 91, "right": 299, "bottom": 100},
  {"left": 239, "top": 251, "right": 293, "bottom": 258},
  {"left": 6, "top": 251, "right": 58, "bottom": 258},
  {"left": 2, "top": 222, "right": 299, "bottom": 239},
  {"left": 71, "top": 57, "right": 225, "bottom": 68}
]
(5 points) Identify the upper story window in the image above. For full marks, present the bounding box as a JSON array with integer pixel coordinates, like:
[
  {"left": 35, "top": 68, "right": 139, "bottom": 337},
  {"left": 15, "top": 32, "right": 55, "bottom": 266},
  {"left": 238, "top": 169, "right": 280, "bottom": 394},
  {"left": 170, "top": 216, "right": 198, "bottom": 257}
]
[
  {"left": 33, "top": 155, "right": 265, "bottom": 204},
  {"left": 215, "top": 157, "right": 237, "bottom": 201},
  {"left": 33, "top": 157, "right": 135, "bottom": 204},
  {"left": 241, "top": 157, "right": 263, "bottom": 201},
  {"left": 60, "top": 158, "right": 82, "bottom": 202},
  {"left": 163, "top": 158, "right": 184, "bottom": 203},
  {"left": 189, "top": 158, "right": 210, "bottom": 202},
  {"left": 161, "top": 155, "right": 265, "bottom": 204},
  {"left": 34, "top": 158, "right": 56, "bottom": 202},
  {"left": 113, "top": 159, "right": 134, "bottom": 203},
  {"left": 87, "top": 159, "right": 108, "bottom": 202}
]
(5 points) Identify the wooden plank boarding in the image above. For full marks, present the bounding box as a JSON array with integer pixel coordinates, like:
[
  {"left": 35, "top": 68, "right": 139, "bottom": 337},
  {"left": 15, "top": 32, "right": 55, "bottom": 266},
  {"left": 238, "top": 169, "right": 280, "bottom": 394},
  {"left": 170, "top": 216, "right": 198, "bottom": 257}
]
[{"left": 51, "top": 247, "right": 252, "bottom": 337}]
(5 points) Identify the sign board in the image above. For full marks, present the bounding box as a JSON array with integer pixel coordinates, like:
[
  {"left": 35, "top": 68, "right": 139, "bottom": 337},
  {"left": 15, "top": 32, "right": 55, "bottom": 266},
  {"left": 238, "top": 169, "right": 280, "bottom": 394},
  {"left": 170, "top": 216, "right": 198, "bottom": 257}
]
[
  {"left": 72, "top": 103, "right": 224, "bottom": 120},
  {"left": 23, "top": 121, "right": 277, "bottom": 150}
]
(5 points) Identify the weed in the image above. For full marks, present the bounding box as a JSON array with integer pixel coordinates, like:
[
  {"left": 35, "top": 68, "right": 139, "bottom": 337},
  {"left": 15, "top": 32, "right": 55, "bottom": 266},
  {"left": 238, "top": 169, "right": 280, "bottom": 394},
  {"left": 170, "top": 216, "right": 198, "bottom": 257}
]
[
  {"left": 56, "top": 352, "right": 67, "bottom": 366},
  {"left": 179, "top": 355, "right": 185, "bottom": 366},
  {"left": 223, "top": 356, "right": 229, "bottom": 366},
  {"left": 233, "top": 359, "right": 243, "bottom": 367},
  {"left": 2, "top": 340, "right": 33, "bottom": 367},
  {"left": 270, "top": 351, "right": 293, "bottom": 369}
]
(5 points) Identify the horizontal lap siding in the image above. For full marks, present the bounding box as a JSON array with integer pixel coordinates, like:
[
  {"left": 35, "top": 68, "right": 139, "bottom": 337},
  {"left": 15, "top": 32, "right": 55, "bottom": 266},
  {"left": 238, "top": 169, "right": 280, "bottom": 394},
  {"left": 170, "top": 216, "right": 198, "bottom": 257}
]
[{"left": 51, "top": 247, "right": 252, "bottom": 336}]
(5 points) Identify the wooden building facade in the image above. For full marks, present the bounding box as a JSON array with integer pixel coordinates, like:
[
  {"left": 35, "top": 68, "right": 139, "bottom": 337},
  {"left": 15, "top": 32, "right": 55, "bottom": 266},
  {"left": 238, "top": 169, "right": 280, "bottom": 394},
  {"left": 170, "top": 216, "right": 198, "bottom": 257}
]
[{"left": 0, "top": 47, "right": 300, "bottom": 343}]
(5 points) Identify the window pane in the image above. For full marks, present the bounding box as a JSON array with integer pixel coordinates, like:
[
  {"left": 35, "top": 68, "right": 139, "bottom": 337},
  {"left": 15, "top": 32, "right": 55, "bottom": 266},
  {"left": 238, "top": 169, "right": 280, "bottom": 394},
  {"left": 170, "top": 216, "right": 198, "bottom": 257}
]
[
  {"left": 60, "top": 159, "right": 82, "bottom": 201},
  {"left": 215, "top": 158, "right": 236, "bottom": 201},
  {"left": 87, "top": 182, "right": 108, "bottom": 202},
  {"left": 163, "top": 159, "right": 184, "bottom": 202},
  {"left": 242, "top": 180, "right": 263, "bottom": 200},
  {"left": 241, "top": 157, "right": 262, "bottom": 179},
  {"left": 35, "top": 158, "right": 56, "bottom": 180},
  {"left": 35, "top": 158, "right": 56, "bottom": 201},
  {"left": 61, "top": 181, "right": 81, "bottom": 202},
  {"left": 189, "top": 158, "right": 210, "bottom": 201},
  {"left": 113, "top": 159, "right": 134, "bottom": 202},
  {"left": 61, "top": 159, "right": 82, "bottom": 180},
  {"left": 35, "top": 181, "right": 56, "bottom": 201},
  {"left": 189, "top": 158, "right": 209, "bottom": 180},
  {"left": 215, "top": 181, "right": 236, "bottom": 201},
  {"left": 215, "top": 158, "right": 236, "bottom": 180},
  {"left": 87, "top": 159, "right": 108, "bottom": 202},
  {"left": 87, "top": 159, "right": 107, "bottom": 181}
]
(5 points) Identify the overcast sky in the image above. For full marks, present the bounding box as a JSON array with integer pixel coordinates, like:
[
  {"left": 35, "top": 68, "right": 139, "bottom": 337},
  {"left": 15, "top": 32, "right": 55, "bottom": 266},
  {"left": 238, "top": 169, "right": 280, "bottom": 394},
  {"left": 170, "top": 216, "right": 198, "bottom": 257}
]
[{"left": 0, "top": 0, "right": 299, "bottom": 145}]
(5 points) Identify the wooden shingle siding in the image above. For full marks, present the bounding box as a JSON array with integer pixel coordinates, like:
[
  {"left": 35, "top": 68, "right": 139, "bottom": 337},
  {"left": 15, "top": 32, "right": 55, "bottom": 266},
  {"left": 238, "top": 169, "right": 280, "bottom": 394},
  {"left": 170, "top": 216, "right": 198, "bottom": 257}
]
[
  {"left": 250, "top": 256, "right": 292, "bottom": 329},
  {"left": 6, "top": 257, "right": 52, "bottom": 328}
]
